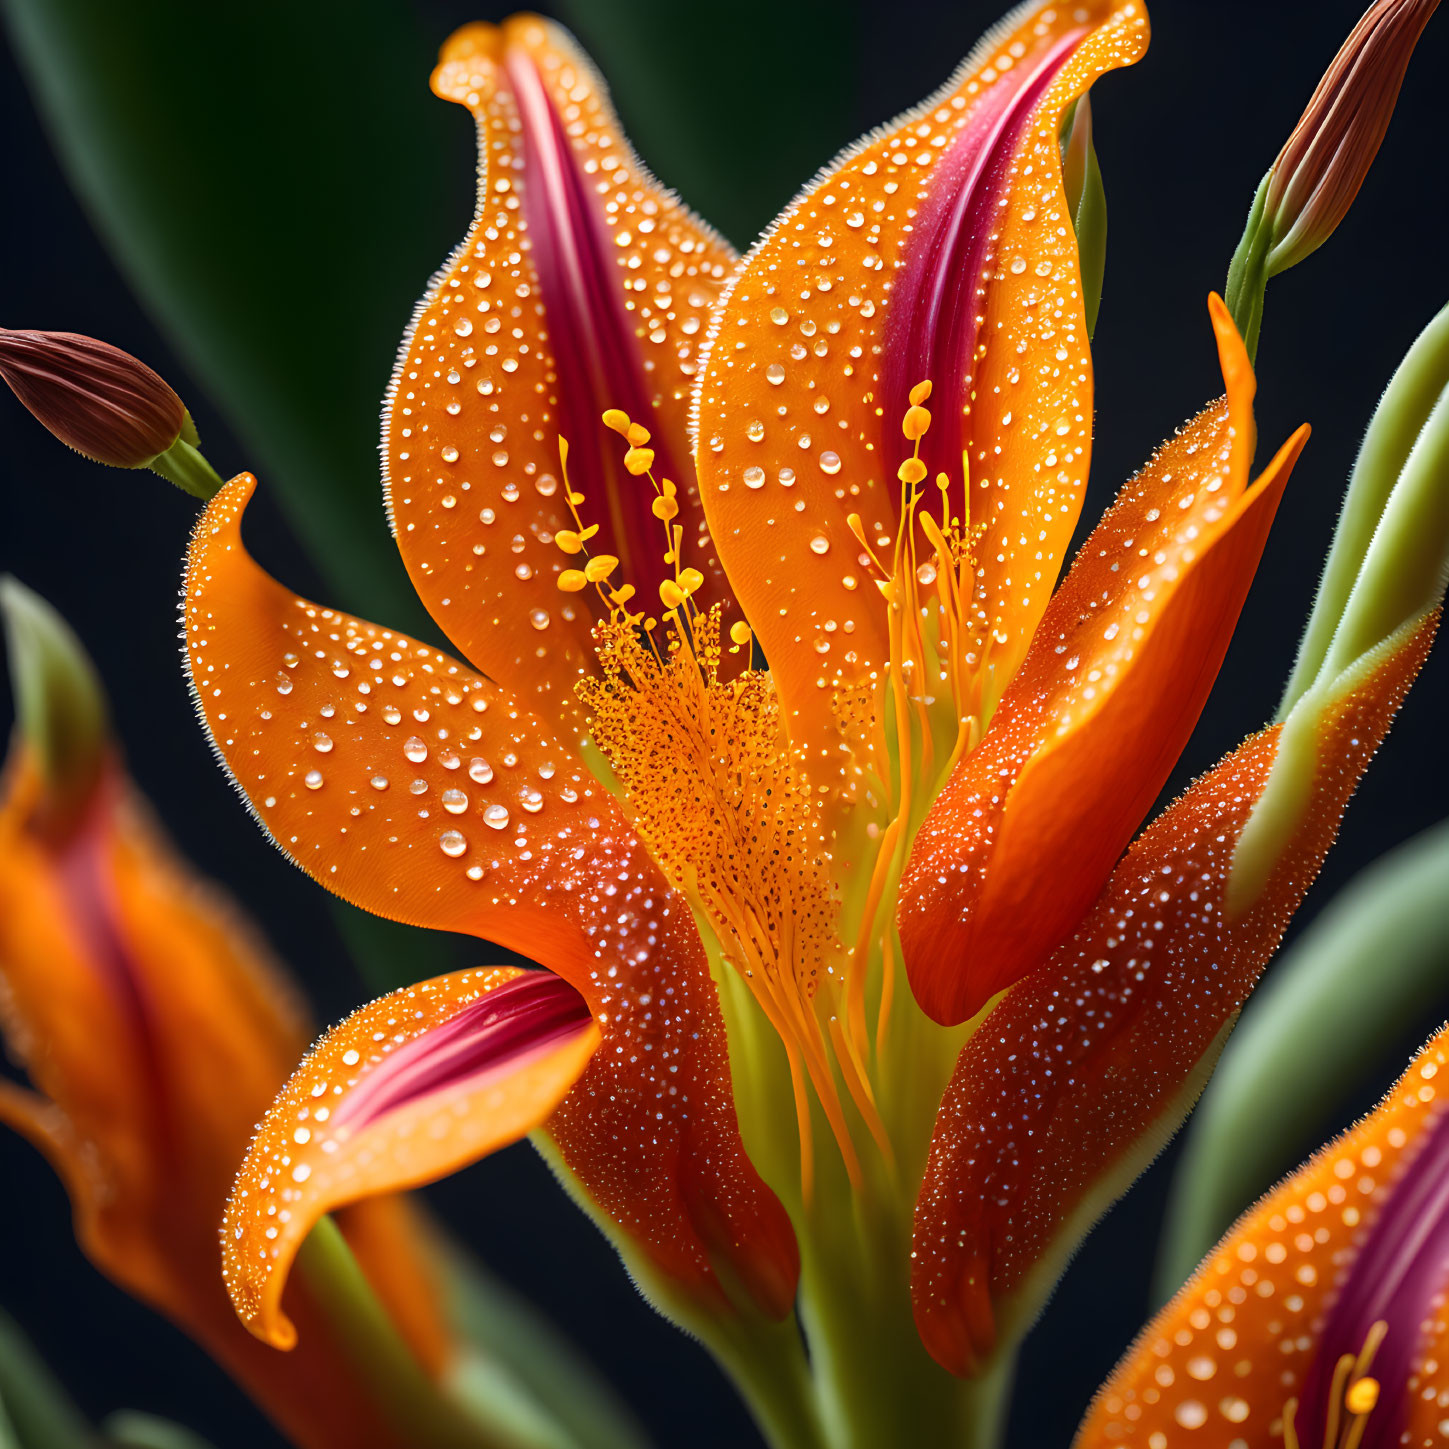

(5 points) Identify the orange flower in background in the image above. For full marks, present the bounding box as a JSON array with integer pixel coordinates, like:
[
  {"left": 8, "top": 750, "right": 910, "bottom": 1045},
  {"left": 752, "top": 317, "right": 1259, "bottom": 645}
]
[
  {"left": 1076, "top": 1022, "right": 1449, "bottom": 1449},
  {"left": 0, "top": 580, "right": 450, "bottom": 1449},
  {"left": 149, "top": 0, "right": 1445, "bottom": 1440}
]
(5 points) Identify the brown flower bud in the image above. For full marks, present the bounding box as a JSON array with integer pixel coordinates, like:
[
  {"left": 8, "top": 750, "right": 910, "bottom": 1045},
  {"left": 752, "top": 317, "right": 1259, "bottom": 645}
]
[
  {"left": 1265, "top": 0, "right": 1440, "bottom": 273},
  {"left": 0, "top": 327, "right": 187, "bottom": 469}
]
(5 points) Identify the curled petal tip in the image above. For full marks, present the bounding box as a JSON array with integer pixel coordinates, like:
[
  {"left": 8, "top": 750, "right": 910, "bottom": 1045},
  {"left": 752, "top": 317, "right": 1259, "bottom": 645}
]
[{"left": 223, "top": 968, "right": 598, "bottom": 1349}]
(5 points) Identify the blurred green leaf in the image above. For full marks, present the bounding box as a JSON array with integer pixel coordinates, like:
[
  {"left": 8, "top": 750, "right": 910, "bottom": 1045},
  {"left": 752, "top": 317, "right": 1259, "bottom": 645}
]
[
  {"left": 440, "top": 1244, "right": 649, "bottom": 1449},
  {"left": 102, "top": 1414, "right": 215, "bottom": 1449},
  {"left": 0, "top": 0, "right": 461, "bottom": 629},
  {"left": 551, "top": 0, "right": 861, "bottom": 248},
  {"left": 0, "top": 1310, "right": 93, "bottom": 1449},
  {"left": 1155, "top": 820, "right": 1449, "bottom": 1298}
]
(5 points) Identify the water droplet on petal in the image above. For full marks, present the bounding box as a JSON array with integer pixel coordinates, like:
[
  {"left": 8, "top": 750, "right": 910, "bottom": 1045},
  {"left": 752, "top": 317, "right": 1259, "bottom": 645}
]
[
  {"left": 404, "top": 736, "right": 428, "bottom": 763},
  {"left": 313, "top": 732, "right": 333, "bottom": 753},
  {"left": 469, "top": 758, "right": 494, "bottom": 784},
  {"left": 442, "top": 788, "right": 468, "bottom": 814},
  {"left": 743, "top": 466, "right": 766, "bottom": 489},
  {"left": 439, "top": 830, "right": 468, "bottom": 857},
  {"left": 810, "top": 534, "right": 830, "bottom": 556},
  {"left": 820, "top": 451, "right": 842, "bottom": 475},
  {"left": 304, "top": 769, "right": 324, "bottom": 790},
  {"left": 484, "top": 803, "right": 510, "bottom": 830}
]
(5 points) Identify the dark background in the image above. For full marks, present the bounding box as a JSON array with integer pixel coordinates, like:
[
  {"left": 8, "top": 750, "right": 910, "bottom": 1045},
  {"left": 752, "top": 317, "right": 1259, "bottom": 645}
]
[{"left": 2, "top": 1, "right": 1447, "bottom": 1445}]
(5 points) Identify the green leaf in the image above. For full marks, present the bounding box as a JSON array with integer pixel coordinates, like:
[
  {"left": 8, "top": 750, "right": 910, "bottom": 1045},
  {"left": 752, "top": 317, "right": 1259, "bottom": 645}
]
[
  {"left": 440, "top": 1244, "right": 650, "bottom": 1449},
  {"left": 0, "top": 0, "right": 457, "bottom": 629},
  {"left": 550, "top": 0, "right": 861, "bottom": 250},
  {"left": 1155, "top": 819, "right": 1449, "bottom": 1299},
  {"left": 0, "top": 1310, "right": 94, "bottom": 1449},
  {"left": 102, "top": 1413, "right": 216, "bottom": 1449}
]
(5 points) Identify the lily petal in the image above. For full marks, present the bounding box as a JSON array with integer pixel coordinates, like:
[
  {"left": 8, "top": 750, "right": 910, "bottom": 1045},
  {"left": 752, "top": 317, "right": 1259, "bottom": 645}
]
[
  {"left": 186, "top": 476, "right": 798, "bottom": 1316},
  {"left": 386, "top": 16, "right": 738, "bottom": 738},
  {"left": 900, "top": 299, "right": 1306, "bottom": 1024},
  {"left": 910, "top": 611, "right": 1436, "bottom": 1377},
  {"left": 1076, "top": 1021, "right": 1449, "bottom": 1449},
  {"left": 223, "top": 967, "right": 598, "bottom": 1349},
  {"left": 694, "top": 0, "right": 1148, "bottom": 765}
]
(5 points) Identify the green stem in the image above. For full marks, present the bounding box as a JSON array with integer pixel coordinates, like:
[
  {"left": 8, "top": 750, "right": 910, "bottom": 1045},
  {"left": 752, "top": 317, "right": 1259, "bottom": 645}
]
[
  {"left": 147, "top": 435, "right": 224, "bottom": 499},
  {"left": 1223, "top": 173, "right": 1272, "bottom": 367}
]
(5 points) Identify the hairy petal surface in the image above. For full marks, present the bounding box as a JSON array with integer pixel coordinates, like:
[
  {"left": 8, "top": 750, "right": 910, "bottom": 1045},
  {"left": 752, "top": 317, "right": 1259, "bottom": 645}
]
[
  {"left": 185, "top": 477, "right": 796, "bottom": 1315},
  {"left": 901, "top": 299, "right": 1306, "bottom": 1023},
  {"left": 1076, "top": 1022, "right": 1449, "bottom": 1449},
  {"left": 386, "top": 17, "right": 737, "bottom": 737},
  {"left": 694, "top": 0, "right": 1147, "bottom": 764},
  {"left": 910, "top": 614, "right": 1436, "bottom": 1377},
  {"left": 224, "top": 968, "right": 598, "bottom": 1349}
]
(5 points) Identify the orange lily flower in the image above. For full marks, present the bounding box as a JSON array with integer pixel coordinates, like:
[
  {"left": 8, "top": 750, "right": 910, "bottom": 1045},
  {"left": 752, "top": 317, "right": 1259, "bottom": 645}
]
[
  {"left": 0, "top": 580, "right": 455, "bottom": 1449},
  {"left": 174, "top": 1, "right": 1443, "bottom": 1439},
  {"left": 1076, "top": 1021, "right": 1449, "bottom": 1449}
]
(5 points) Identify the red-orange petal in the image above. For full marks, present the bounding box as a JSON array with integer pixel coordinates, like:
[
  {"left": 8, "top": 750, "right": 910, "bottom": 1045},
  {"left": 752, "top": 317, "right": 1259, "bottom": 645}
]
[
  {"left": 186, "top": 476, "right": 798, "bottom": 1315},
  {"left": 901, "top": 299, "right": 1307, "bottom": 1024},
  {"left": 694, "top": 0, "right": 1148, "bottom": 766},
  {"left": 386, "top": 16, "right": 738, "bottom": 738},
  {"left": 910, "top": 612, "right": 1436, "bottom": 1378},
  {"left": 223, "top": 967, "right": 598, "bottom": 1349},
  {"left": 1075, "top": 1022, "right": 1449, "bottom": 1448}
]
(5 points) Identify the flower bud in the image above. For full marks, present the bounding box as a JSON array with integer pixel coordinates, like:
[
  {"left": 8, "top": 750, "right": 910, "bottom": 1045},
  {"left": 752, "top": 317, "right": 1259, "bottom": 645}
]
[
  {"left": 1223, "top": 0, "right": 1439, "bottom": 360},
  {"left": 0, "top": 327, "right": 186, "bottom": 468},
  {"left": 1263, "top": 0, "right": 1439, "bottom": 276}
]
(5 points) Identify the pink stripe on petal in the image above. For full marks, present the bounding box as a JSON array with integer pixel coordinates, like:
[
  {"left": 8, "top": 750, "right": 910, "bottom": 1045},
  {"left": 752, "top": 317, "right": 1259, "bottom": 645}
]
[{"left": 329, "top": 971, "right": 593, "bottom": 1133}]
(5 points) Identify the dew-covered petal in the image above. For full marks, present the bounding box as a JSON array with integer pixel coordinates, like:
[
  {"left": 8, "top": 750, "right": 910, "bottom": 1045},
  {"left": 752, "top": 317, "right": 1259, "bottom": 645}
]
[
  {"left": 901, "top": 299, "right": 1306, "bottom": 1024},
  {"left": 387, "top": 17, "right": 738, "bottom": 739},
  {"left": 1076, "top": 1022, "right": 1449, "bottom": 1449},
  {"left": 694, "top": 0, "right": 1147, "bottom": 765},
  {"left": 910, "top": 614, "right": 1436, "bottom": 1377},
  {"left": 223, "top": 968, "right": 598, "bottom": 1349},
  {"left": 186, "top": 476, "right": 798, "bottom": 1316}
]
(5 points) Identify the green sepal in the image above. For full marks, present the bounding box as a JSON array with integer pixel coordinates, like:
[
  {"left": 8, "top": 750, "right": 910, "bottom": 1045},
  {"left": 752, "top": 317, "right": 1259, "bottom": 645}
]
[
  {"left": 1279, "top": 301, "right": 1449, "bottom": 717},
  {"left": 0, "top": 1310, "right": 94, "bottom": 1449},
  {"left": 0, "top": 577, "right": 109, "bottom": 825},
  {"left": 1155, "top": 819, "right": 1449, "bottom": 1299},
  {"left": 145, "top": 437, "right": 223, "bottom": 501},
  {"left": 1229, "top": 299, "right": 1449, "bottom": 915},
  {"left": 1061, "top": 97, "right": 1107, "bottom": 340}
]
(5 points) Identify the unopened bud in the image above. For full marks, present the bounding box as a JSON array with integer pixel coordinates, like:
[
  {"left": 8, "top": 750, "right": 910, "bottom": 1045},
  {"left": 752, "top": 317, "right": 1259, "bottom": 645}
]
[
  {"left": 0, "top": 327, "right": 185, "bottom": 468},
  {"left": 1224, "top": 0, "right": 1439, "bottom": 360},
  {"left": 0, "top": 327, "right": 224, "bottom": 498},
  {"left": 1265, "top": 0, "right": 1438, "bottom": 275}
]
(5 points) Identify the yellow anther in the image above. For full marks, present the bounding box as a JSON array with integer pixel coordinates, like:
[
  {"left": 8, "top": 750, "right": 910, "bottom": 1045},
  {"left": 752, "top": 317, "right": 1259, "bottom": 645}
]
[
  {"left": 678, "top": 567, "right": 705, "bottom": 595},
  {"left": 936, "top": 471, "right": 951, "bottom": 492},
  {"left": 601, "top": 408, "right": 631, "bottom": 434},
  {"left": 626, "top": 422, "right": 651, "bottom": 447},
  {"left": 610, "top": 584, "right": 636, "bottom": 605},
  {"left": 584, "top": 554, "right": 619, "bottom": 583},
  {"left": 846, "top": 512, "right": 869, "bottom": 546},
  {"left": 661, "top": 478, "right": 677, "bottom": 497},
  {"left": 729, "top": 620, "right": 753, "bottom": 646},
  {"left": 557, "top": 569, "right": 589, "bottom": 592},
  {"left": 554, "top": 529, "right": 583, "bottom": 554},
  {"left": 624, "top": 447, "right": 654, "bottom": 476},
  {"left": 1345, "top": 1378, "right": 1380, "bottom": 1416},
  {"left": 909, "top": 380, "right": 933, "bottom": 406},
  {"left": 898, "top": 457, "right": 928, "bottom": 485},
  {"left": 659, "top": 579, "right": 685, "bottom": 610},
  {"left": 652, "top": 495, "right": 679, "bottom": 521},
  {"left": 568, "top": 491, "right": 585, "bottom": 506},
  {"left": 903, "top": 405, "right": 932, "bottom": 440},
  {"left": 579, "top": 523, "right": 599, "bottom": 541}
]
